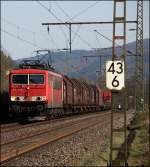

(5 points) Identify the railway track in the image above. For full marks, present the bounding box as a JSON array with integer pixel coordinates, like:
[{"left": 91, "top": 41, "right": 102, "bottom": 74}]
[
  {"left": 1, "top": 111, "right": 108, "bottom": 145},
  {"left": 1, "top": 122, "right": 20, "bottom": 130},
  {"left": 1, "top": 110, "right": 106, "bottom": 133},
  {"left": 1, "top": 111, "right": 112, "bottom": 164},
  {"left": 1, "top": 120, "right": 50, "bottom": 133}
]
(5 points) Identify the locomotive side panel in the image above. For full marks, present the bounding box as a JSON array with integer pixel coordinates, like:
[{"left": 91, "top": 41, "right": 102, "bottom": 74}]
[{"left": 47, "top": 72, "right": 63, "bottom": 109}]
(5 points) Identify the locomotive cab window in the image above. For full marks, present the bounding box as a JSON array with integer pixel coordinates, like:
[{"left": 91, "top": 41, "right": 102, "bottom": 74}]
[
  {"left": 12, "top": 74, "right": 28, "bottom": 84},
  {"left": 29, "top": 74, "right": 44, "bottom": 84}
]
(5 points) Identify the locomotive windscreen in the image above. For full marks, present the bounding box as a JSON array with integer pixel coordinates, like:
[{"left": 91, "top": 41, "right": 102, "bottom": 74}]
[
  {"left": 29, "top": 74, "right": 44, "bottom": 84},
  {"left": 12, "top": 74, "right": 44, "bottom": 84},
  {"left": 12, "top": 74, "right": 28, "bottom": 84}
]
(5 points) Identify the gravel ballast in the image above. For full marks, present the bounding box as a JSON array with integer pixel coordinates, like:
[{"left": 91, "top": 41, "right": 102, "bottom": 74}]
[
  {"left": 1, "top": 112, "right": 105, "bottom": 144},
  {"left": 2, "top": 111, "right": 134, "bottom": 166}
]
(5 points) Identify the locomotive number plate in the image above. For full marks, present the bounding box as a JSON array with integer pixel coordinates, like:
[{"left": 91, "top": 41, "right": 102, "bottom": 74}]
[{"left": 106, "top": 60, "right": 125, "bottom": 90}]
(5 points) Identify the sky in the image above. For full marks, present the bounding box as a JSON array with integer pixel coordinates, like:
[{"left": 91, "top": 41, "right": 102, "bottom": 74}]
[{"left": 1, "top": 1, "right": 149, "bottom": 60}]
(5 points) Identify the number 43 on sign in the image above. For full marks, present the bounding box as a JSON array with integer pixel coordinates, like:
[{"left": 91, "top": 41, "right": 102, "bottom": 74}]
[{"left": 106, "top": 60, "right": 125, "bottom": 90}]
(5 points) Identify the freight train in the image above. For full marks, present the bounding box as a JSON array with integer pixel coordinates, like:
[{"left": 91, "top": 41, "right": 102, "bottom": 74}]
[{"left": 9, "top": 60, "right": 111, "bottom": 119}]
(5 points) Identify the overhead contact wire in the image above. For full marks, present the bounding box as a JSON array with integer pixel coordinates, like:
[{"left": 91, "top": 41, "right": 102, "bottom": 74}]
[
  {"left": 37, "top": 1, "right": 69, "bottom": 43},
  {"left": 37, "top": 0, "right": 94, "bottom": 49},
  {"left": 2, "top": 17, "right": 58, "bottom": 49},
  {"left": 70, "top": 1, "right": 100, "bottom": 21},
  {"left": 1, "top": 29, "right": 43, "bottom": 49},
  {"left": 94, "top": 30, "right": 136, "bottom": 56}
]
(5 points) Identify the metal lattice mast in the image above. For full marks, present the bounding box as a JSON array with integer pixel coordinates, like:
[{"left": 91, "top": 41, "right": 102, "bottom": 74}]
[
  {"left": 110, "top": 0, "right": 127, "bottom": 166},
  {"left": 135, "top": 0, "right": 144, "bottom": 112}
]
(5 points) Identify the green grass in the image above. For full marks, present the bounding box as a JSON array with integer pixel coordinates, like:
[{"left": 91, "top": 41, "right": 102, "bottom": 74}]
[
  {"left": 75, "top": 109, "right": 149, "bottom": 166},
  {"left": 76, "top": 133, "right": 125, "bottom": 166},
  {"left": 128, "top": 109, "right": 149, "bottom": 166},
  {"left": 76, "top": 149, "right": 110, "bottom": 166}
]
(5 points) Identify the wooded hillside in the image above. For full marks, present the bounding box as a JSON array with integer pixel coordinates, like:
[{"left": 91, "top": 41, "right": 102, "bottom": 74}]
[{"left": 0, "top": 49, "right": 14, "bottom": 120}]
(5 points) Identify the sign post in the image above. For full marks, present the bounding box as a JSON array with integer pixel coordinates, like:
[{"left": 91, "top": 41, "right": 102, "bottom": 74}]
[
  {"left": 106, "top": 60, "right": 125, "bottom": 91},
  {"left": 109, "top": 1, "right": 127, "bottom": 166},
  {"left": 107, "top": 59, "right": 127, "bottom": 166}
]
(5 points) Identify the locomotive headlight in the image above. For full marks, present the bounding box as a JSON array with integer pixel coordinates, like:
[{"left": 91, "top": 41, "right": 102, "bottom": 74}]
[
  {"left": 11, "top": 96, "right": 24, "bottom": 101},
  {"left": 11, "top": 96, "right": 15, "bottom": 101},
  {"left": 32, "top": 96, "right": 46, "bottom": 101}
]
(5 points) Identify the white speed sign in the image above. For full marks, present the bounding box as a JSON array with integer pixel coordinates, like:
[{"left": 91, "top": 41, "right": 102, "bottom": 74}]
[{"left": 106, "top": 60, "right": 125, "bottom": 90}]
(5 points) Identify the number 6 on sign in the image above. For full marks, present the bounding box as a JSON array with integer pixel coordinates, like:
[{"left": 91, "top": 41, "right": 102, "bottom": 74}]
[{"left": 106, "top": 61, "right": 125, "bottom": 90}]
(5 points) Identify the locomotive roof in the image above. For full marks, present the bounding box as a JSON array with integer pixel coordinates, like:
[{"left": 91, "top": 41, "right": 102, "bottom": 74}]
[
  {"left": 10, "top": 69, "right": 62, "bottom": 78},
  {"left": 10, "top": 68, "right": 47, "bottom": 73}
]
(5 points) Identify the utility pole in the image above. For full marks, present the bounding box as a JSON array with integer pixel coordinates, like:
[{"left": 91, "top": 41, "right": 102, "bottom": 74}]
[
  {"left": 109, "top": 0, "right": 127, "bottom": 166},
  {"left": 135, "top": 2, "right": 149, "bottom": 166},
  {"left": 135, "top": 0, "right": 144, "bottom": 112}
]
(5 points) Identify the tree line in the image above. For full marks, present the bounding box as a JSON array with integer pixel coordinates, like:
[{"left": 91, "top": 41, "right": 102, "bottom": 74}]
[{"left": 0, "top": 49, "right": 14, "bottom": 120}]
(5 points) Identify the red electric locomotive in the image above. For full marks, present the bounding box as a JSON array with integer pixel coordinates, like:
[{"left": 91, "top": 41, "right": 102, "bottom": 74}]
[
  {"left": 9, "top": 60, "right": 109, "bottom": 119},
  {"left": 9, "top": 68, "right": 63, "bottom": 117}
]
